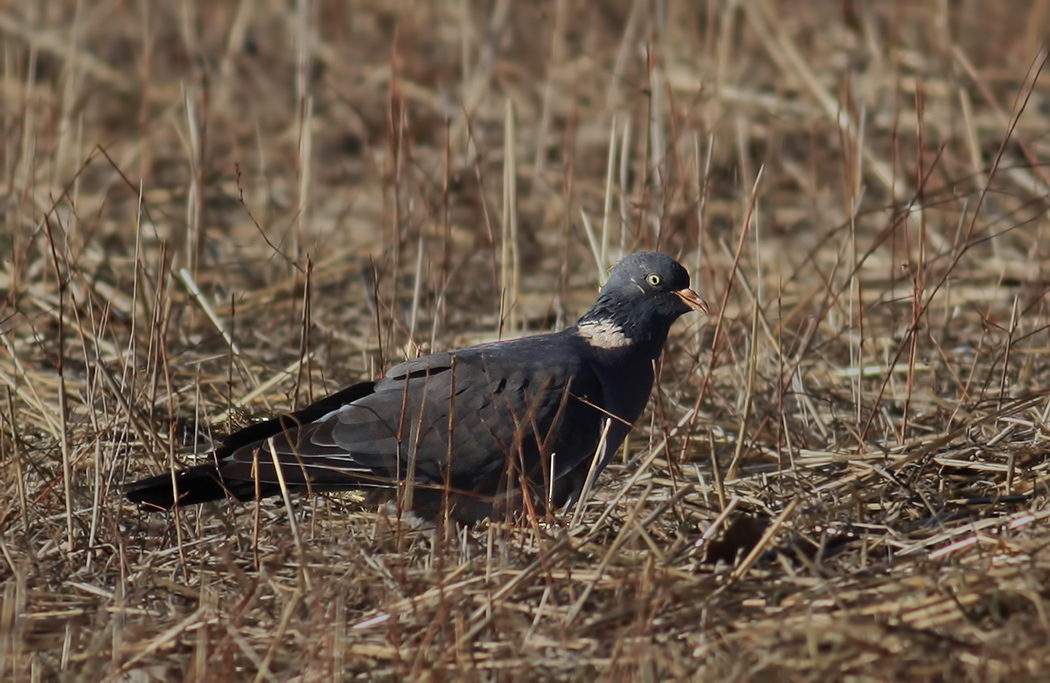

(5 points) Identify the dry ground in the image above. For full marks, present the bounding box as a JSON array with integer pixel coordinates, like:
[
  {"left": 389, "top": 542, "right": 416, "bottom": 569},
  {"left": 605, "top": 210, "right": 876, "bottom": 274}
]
[{"left": 3, "top": 0, "right": 1050, "bottom": 680}]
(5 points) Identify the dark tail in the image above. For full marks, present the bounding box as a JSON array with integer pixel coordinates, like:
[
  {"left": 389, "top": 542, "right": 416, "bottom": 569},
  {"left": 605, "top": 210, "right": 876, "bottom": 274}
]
[
  {"left": 127, "top": 381, "right": 380, "bottom": 511},
  {"left": 126, "top": 464, "right": 276, "bottom": 510}
]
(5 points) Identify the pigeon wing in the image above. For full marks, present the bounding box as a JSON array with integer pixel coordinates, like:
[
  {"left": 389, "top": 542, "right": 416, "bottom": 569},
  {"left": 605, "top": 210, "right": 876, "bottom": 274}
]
[{"left": 216, "top": 336, "right": 608, "bottom": 509}]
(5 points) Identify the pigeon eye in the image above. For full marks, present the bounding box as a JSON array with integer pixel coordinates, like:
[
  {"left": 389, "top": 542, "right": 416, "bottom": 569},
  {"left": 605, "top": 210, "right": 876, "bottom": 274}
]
[{"left": 646, "top": 273, "right": 662, "bottom": 287}]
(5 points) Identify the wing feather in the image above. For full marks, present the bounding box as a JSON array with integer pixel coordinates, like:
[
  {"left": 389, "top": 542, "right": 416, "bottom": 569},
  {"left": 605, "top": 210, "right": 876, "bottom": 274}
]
[{"left": 216, "top": 335, "right": 608, "bottom": 508}]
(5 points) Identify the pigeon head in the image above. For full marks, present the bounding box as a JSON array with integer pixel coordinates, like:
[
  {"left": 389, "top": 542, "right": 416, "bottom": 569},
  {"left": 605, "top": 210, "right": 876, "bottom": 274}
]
[{"left": 577, "top": 252, "right": 710, "bottom": 354}]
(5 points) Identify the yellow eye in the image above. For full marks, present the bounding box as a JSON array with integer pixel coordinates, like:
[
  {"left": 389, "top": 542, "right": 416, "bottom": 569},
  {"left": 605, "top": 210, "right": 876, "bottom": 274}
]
[{"left": 646, "top": 273, "right": 662, "bottom": 287}]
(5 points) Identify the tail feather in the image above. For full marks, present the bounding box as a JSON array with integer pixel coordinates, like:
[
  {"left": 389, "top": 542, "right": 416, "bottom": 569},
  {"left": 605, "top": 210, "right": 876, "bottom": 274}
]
[
  {"left": 125, "top": 464, "right": 279, "bottom": 510},
  {"left": 127, "top": 382, "right": 381, "bottom": 511}
]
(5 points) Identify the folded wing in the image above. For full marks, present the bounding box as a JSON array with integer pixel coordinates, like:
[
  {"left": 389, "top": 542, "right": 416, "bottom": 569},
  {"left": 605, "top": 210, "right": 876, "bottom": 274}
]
[{"left": 213, "top": 337, "right": 608, "bottom": 518}]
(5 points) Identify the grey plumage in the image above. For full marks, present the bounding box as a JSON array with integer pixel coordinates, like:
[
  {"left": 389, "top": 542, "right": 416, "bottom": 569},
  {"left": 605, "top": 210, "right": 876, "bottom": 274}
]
[{"left": 126, "top": 252, "right": 710, "bottom": 522}]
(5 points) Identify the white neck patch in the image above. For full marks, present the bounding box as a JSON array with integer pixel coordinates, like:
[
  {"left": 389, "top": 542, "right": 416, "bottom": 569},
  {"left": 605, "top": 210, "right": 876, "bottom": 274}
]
[{"left": 577, "top": 319, "right": 632, "bottom": 349}]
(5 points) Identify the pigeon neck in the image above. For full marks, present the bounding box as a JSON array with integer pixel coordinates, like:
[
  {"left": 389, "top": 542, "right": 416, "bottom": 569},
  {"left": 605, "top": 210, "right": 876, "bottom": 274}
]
[{"left": 577, "top": 302, "right": 671, "bottom": 360}]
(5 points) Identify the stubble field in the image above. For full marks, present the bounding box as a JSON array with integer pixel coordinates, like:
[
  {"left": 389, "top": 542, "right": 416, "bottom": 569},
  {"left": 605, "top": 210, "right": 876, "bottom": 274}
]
[{"left": 3, "top": 1, "right": 1050, "bottom": 680}]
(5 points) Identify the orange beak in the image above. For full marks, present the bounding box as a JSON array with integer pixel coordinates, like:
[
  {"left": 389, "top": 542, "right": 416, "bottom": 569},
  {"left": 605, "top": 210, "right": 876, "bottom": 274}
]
[{"left": 675, "top": 288, "right": 712, "bottom": 315}]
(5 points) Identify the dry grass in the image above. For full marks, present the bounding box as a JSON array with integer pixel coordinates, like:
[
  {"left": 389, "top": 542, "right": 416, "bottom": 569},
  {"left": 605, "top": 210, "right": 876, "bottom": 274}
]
[{"left": 3, "top": 0, "right": 1050, "bottom": 680}]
